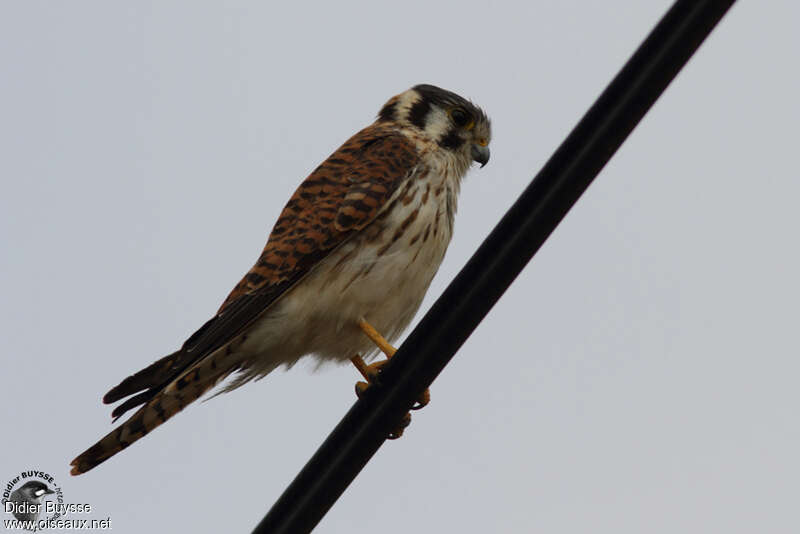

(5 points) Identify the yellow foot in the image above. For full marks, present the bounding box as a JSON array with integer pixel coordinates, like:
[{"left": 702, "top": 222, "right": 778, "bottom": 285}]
[
  {"left": 349, "top": 318, "right": 432, "bottom": 438},
  {"left": 350, "top": 351, "right": 431, "bottom": 439},
  {"left": 351, "top": 357, "right": 431, "bottom": 410},
  {"left": 353, "top": 318, "right": 432, "bottom": 410},
  {"left": 356, "top": 318, "right": 396, "bottom": 358}
]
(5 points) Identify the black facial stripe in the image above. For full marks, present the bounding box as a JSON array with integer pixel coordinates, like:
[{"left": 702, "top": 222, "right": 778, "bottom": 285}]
[
  {"left": 408, "top": 98, "right": 431, "bottom": 128},
  {"left": 377, "top": 101, "right": 397, "bottom": 122},
  {"left": 438, "top": 128, "right": 464, "bottom": 150}
]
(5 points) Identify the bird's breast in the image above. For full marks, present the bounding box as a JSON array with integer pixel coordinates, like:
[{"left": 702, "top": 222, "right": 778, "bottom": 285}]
[
  {"left": 274, "top": 165, "right": 461, "bottom": 361},
  {"left": 238, "top": 157, "right": 467, "bottom": 370}
]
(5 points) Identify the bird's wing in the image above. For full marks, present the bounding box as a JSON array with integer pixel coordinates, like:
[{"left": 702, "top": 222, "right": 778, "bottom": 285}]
[
  {"left": 70, "top": 124, "right": 421, "bottom": 475},
  {"left": 103, "top": 123, "right": 420, "bottom": 417}
]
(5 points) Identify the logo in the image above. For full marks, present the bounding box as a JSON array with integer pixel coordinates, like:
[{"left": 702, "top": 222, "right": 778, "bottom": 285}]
[
  {"left": 2, "top": 469, "right": 110, "bottom": 531},
  {"left": 2, "top": 470, "right": 64, "bottom": 526}
]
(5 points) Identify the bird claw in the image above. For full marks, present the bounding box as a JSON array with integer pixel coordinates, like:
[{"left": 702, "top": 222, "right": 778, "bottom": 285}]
[
  {"left": 355, "top": 379, "right": 412, "bottom": 439},
  {"left": 411, "top": 388, "right": 430, "bottom": 410},
  {"left": 353, "top": 362, "right": 425, "bottom": 440},
  {"left": 356, "top": 359, "right": 431, "bottom": 409},
  {"left": 354, "top": 380, "right": 370, "bottom": 398},
  {"left": 387, "top": 413, "right": 411, "bottom": 439},
  {"left": 350, "top": 330, "right": 431, "bottom": 440},
  {"left": 363, "top": 359, "right": 388, "bottom": 383}
]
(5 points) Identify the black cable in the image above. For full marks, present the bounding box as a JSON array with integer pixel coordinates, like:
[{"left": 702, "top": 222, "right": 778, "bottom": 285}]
[{"left": 253, "top": 1, "right": 736, "bottom": 532}]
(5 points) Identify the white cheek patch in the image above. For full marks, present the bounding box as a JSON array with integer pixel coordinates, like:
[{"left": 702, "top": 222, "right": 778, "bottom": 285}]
[
  {"left": 422, "top": 107, "right": 452, "bottom": 142},
  {"left": 395, "top": 90, "right": 422, "bottom": 120}
]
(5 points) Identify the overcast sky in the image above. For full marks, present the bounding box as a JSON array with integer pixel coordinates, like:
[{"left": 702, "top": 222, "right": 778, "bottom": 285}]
[{"left": 2, "top": 1, "right": 798, "bottom": 533}]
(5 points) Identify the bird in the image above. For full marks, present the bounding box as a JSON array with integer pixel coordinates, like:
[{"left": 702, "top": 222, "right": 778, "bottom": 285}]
[
  {"left": 9, "top": 481, "right": 54, "bottom": 521},
  {"left": 70, "top": 84, "right": 491, "bottom": 475}
]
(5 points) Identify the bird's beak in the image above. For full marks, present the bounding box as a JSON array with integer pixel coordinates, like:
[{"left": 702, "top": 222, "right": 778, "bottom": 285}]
[{"left": 471, "top": 144, "right": 490, "bottom": 168}]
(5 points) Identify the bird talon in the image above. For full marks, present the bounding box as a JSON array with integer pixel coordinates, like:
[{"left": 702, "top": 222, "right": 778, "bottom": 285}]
[
  {"left": 364, "top": 360, "right": 388, "bottom": 383},
  {"left": 411, "top": 388, "right": 430, "bottom": 410},
  {"left": 387, "top": 413, "right": 412, "bottom": 439},
  {"left": 355, "top": 381, "right": 370, "bottom": 398},
  {"left": 350, "top": 319, "right": 433, "bottom": 440}
]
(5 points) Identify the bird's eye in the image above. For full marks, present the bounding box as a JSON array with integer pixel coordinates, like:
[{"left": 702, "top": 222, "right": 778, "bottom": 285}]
[{"left": 449, "top": 107, "right": 473, "bottom": 129}]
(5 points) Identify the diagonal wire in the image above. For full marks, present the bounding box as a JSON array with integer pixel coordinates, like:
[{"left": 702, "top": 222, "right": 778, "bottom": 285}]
[{"left": 252, "top": 1, "right": 737, "bottom": 532}]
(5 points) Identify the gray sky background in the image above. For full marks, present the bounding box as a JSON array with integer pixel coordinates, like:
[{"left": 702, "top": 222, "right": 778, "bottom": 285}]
[{"left": 2, "top": 2, "right": 798, "bottom": 533}]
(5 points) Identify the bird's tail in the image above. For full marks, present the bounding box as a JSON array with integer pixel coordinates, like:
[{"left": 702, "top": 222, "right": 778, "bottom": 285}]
[{"left": 70, "top": 350, "right": 234, "bottom": 475}]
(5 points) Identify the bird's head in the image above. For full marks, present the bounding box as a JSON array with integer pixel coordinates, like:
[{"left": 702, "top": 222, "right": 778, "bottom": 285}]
[
  {"left": 18, "top": 481, "right": 55, "bottom": 501},
  {"left": 377, "top": 84, "right": 491, "bottom": 168}
]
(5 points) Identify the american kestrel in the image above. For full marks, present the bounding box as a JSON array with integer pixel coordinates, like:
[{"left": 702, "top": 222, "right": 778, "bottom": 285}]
[{"left": 71, "top": 84, "right": 491, "bottom": 475}]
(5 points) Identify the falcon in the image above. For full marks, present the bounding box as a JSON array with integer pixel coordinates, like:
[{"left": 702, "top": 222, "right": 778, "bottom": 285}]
[{"left": 70, "top": 84, "right": 491, "bottom": 475}]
